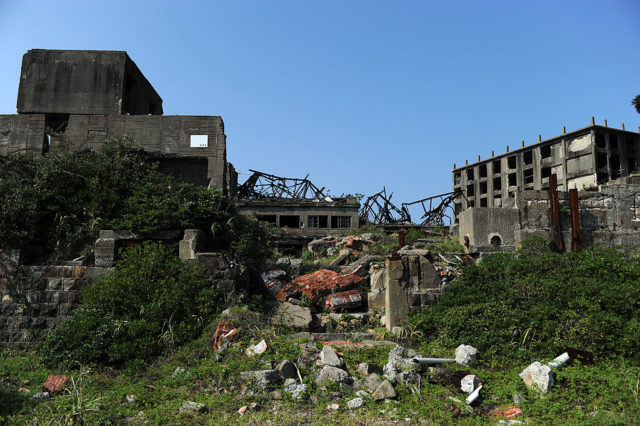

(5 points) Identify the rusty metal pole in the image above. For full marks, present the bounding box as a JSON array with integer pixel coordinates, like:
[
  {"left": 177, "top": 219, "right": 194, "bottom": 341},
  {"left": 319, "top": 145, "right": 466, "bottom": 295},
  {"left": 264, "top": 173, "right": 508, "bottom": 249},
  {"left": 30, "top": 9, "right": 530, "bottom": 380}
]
[
  {"left": 398, "top": 230, "right": 405, "bottom": 247},
  {"left": 569, "top": 188, "right": 583, "bottom": 252},
  {"left": 549, "top": 174, "right": 563, "bottom": 252}
]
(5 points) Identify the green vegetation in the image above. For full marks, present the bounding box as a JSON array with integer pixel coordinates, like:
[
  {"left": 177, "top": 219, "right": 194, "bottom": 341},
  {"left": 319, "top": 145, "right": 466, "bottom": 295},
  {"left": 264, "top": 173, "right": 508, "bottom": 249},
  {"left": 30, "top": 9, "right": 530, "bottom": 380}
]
[
  {"left": 38, "top": 242, "right": 221, "bottom": 369},
  {"left": 0, "top": 138, "right": 233, "bottom": 263},
  {"left": 412, "top": 237, "right": 640, "bottom": 361}
]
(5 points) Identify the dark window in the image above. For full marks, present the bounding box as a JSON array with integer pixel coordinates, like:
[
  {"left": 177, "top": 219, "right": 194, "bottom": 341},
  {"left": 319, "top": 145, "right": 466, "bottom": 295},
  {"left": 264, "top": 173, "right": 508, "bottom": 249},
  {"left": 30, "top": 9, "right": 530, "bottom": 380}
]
[
  {"left": 490, "top": 235, "right": 502, "bottom": 248},
  {"left": 524, "top": 168, "right": 534, "bottom": 185},
  {"left": 480, "top": 198, "right": 488, "bottom": 207},
  {"left": 627, "top": 137, "right": 636, "bottom": 155},
  {"left": 454, "top": 172, "right": 461, "bottom": 185},
  {"left": 467, "top": 184, "right": 475, "bottom": 197},
  {"left": 610, "top": 155, "right": 621, "bottom": 178},
  {"left": 597, "top": 153, "right": 608, "bottom": 169},
  {"left": 508, "top": 155, "right": 517, "bottom": 169},
  {"left": 454, "top": 203, "right": 462, "bottom": 215},
  {"left": 493, "top": 176, "right": 502, "bottom": 191},
  {"left": 523, "top": 150, "right": 533, "bottom": 165},
  {"left": 597, "top": 172, "right": 609, "bottom": 184},
  {"left": 256, "top": 215, "right": 276, "bottom": 225},
  {"left": 469, "top": 200, "right": 475, "bottom": 208},
  {"left": 280, "top": 215, "right": 300, "bottom": 228},
  {"left": 541, "top": 167, "right": 551, "bottom": 178},
  {"left": 541, "top": 145, "right": 551, "bottom": 159},
  {"left": 595, "top": 132, "right": 605, "bottom": 148},
  {"left": 508, "top": 173, "right": 517, "bottom": 186},
  {"left": 466, "top": 168, "right": 474, "bottom": 180},
  {"left": 480, "top": 181, "right": 487, "bottom": 194},
  {"left": 628, "top": 158, "right": 637, "bottom": 173},
  {"left": 308, "top": 215, "right": 328, "bottom": 228},
  {"left": 331, "top": 216, "right": 351, "bottom": 229},
  {"left": 610, "top": 134, "right": 618, "bottom": 151},
  {"left": 479, "top": 164, "right": 487, "bottom": 178},
  {"left": 492, "top": 159, "right": 501, "bottom": 174}
]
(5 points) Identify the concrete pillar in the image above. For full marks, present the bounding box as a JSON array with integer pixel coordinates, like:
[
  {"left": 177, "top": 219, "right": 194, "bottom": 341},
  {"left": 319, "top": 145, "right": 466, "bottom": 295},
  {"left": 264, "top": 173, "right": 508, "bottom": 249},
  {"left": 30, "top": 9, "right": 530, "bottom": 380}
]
[{"left": 384, "top": 259, "right": 409, "bottom": 330}]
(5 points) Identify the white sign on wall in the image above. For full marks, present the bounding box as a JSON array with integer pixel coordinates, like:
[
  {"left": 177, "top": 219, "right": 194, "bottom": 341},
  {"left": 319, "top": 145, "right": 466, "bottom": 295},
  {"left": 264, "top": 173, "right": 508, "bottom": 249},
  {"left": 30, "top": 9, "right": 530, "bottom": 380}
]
[{"left": 190, "top": 134, "right": 208, "bottom": 148}]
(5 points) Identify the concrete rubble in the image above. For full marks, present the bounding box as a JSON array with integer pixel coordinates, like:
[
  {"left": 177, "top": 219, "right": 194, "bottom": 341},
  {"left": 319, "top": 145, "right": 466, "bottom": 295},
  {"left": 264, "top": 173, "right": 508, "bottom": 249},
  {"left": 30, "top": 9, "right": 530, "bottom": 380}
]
[
  {"left": 319, "top": 345, "right": 343, "bottom": 368},
  {"left": 460, "top": 374, "right": 479, "bottom": 394},
  {"left": 315, "top": 365, "right": 352, "bottom": 386},
  {"left": 372, "top": 380, "right": 396, "bottom": 401},
  {"left": 455, "top": 344, "right": 478, "bottom": 366}
]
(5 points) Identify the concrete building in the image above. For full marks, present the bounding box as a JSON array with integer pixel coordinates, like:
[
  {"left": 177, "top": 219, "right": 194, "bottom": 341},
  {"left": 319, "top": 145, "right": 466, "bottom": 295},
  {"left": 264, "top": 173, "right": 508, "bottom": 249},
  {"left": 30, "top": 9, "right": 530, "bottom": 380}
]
[
  {"left": 452, "top": 121, "right": 640, "bottom": 216},
  {"left": 237, "top": 197, "right": 360, "bottom": 237},
  {"left": 0, "top": 49, "right": 235, "bottom": 193}
]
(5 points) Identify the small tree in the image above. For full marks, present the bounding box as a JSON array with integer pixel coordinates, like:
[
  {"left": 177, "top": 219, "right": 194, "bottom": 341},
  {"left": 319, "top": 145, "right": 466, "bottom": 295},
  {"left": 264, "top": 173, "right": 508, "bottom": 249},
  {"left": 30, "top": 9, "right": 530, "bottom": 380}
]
[{"left": 633, "top": 94, "right": 640, "bottom": 114}]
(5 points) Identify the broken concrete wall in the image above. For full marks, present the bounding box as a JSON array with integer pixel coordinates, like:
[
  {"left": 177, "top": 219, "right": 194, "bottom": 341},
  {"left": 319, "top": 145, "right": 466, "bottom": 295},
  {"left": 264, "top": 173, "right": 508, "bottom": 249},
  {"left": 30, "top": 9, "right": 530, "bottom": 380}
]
[
  {"left": 458, "top": 176, "right": 640, "bottom": 253},
  {"left": 0, "top": 114, "right": 234, "bottom": 194},
  {"left": 17, "top": 49, "right": 162, "bottom": 115},
  {"left": 374, "top": 251, "right": 452, "bottom": 330}
]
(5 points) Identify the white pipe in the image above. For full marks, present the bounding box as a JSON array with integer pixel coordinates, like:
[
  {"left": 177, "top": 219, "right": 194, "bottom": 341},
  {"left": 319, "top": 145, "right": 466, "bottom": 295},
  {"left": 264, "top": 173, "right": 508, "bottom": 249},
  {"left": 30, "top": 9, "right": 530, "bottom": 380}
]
[
  {"left": 548, "top": 352, "right": 570, "bottom": 369},
  {"left": 411, "top": 357, "right": 456, "bottom": 364},
  {"left": 466, "top": 384, "right": 482, "bottom": 405}
]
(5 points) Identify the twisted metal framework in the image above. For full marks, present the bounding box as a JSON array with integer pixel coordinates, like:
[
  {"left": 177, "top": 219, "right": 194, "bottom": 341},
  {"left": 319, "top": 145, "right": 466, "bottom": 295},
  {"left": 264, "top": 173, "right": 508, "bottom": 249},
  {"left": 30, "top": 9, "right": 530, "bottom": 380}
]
[
  {"left": 401, "top": 190, "right": 465, "bottom": 226},
  {"left": 236, "top": 169, "right": 326, "bottom": 199},
  {"left": 358, "top": 187, "right": 411, "bottom": 225}
]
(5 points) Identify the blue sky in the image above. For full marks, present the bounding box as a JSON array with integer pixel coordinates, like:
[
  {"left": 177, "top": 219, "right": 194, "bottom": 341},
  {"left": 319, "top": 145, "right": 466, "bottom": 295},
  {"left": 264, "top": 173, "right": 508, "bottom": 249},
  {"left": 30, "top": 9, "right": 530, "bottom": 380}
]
[{"left": 1, "top": 1, "right": 639, "bottom": 216}]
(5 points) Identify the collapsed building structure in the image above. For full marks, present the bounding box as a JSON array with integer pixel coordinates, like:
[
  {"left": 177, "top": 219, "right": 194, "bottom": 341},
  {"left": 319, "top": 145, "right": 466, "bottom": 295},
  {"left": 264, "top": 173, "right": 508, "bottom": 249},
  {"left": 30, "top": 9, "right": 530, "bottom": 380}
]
[
  {"left": 235, "top": 170, "right": 360, "bottom": 247},
  {"left": 452, "top": 120, "right": 640, "bottom": 253},
  {"left": 1, "top": 49, "right": 236, "bottom": 193}
]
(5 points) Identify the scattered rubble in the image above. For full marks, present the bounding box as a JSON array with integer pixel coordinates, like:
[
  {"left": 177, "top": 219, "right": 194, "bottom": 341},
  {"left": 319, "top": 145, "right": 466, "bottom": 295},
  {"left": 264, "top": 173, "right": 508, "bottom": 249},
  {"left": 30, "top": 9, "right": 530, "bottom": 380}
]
[
  {"left": 455, "top": 344, "right": 478, "bottom": 366},
  {"left": 315, "top": 366, "right": 352, "bottom": 386},
  {"left": 179, "top": 401, "right": 206, "bottom": 414},
  {"left": 240, "top": 370, "right": 281, "bottom": 389},
  {"left": 372, "top": 380, "right": 396, "bottom": 401},
  {"left": 519, "top": 362, "right": 554, "bottom": 393},
  {"left": 319, "top": 345, "right": 343, "bottom": 368},
  {"left": 42, "top": 375, "right": 68, "bottom": 393},
  {"left": 460, "top": 374, "right": 479, "bottom": 394},
  {"left": 245, "top": 340, "right": 268, "bottom": 356},
  {"left": 347, "top": 397, "right": 365, "bottom": 409}
]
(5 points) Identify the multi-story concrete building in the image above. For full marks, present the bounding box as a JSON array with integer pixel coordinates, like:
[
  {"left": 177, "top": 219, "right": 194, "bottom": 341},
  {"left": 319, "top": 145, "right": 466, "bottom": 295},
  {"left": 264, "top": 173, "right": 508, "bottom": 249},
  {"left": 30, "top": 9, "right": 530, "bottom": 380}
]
[
  {"left": 1, "top": 49, "right": 236, "bottom": 193},
  {"left": 452, "top": 120, "right": 640, "bottom": 215}
]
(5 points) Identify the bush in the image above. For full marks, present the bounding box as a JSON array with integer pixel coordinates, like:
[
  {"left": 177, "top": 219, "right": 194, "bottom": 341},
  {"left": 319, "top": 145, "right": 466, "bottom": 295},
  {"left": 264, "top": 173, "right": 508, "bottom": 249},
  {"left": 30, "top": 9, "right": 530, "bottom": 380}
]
[
  {"left": 0, "top": 138, "right": 233, "bottom": 263},
  {"left": 411, "top": 239, "right": 640, "bottom": 362},
  {"left": 39, "top": 242, "right": 221, "bottom": 367},
  {"left": 230, "top": 215, "right": 277, "bottom": 281}
]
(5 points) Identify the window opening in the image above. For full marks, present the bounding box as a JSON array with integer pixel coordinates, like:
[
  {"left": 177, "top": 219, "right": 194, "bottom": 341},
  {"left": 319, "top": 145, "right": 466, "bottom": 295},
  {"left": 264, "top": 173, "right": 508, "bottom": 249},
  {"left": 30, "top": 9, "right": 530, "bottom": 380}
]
[{"left": 280, "top": 215, "right": 300, "bottom": 228}]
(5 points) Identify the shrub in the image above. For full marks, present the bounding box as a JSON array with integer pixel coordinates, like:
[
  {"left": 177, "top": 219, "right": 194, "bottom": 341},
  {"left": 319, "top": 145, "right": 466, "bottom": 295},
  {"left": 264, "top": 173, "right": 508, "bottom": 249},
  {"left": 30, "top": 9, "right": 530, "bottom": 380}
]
[
  {"left": 411, "top": 239, "right": 640, "bottom": 362},
  {"left": 0, "top": 138, "right": 233, "bottom": 263},
  {"left": 39, "top": 242, "right": 221, "bottom": 367},
  {"left": 230, "top": 215, "right": 277, "bottom": 281}
]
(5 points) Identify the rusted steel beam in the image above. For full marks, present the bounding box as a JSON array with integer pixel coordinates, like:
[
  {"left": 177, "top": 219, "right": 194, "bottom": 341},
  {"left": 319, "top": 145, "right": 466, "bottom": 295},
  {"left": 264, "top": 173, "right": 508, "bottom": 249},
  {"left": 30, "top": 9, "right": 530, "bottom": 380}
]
[
  {"left": 569, "top": 188, "right": 583, "bottom": 252},
  {"left": 548, "top": 174, "right": 563, "bottom": 252}
]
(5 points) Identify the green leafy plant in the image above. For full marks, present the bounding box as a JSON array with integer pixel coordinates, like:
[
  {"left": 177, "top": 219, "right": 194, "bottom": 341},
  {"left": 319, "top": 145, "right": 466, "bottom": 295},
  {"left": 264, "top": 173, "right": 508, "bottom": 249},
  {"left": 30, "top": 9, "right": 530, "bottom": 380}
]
[
  {"left": 39, "top": 242, "right": 221, "bottom": 367},
  {"left": 411, "top": 238, "right": 640, "bottom": 361}
]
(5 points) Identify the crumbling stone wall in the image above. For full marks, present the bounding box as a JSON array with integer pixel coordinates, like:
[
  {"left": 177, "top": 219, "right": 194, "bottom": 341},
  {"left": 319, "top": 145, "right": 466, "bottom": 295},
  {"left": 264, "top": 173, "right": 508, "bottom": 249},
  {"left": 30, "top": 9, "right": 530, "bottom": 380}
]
[{"left": 0, "top": 250, "right": 111, "bottom": 347}]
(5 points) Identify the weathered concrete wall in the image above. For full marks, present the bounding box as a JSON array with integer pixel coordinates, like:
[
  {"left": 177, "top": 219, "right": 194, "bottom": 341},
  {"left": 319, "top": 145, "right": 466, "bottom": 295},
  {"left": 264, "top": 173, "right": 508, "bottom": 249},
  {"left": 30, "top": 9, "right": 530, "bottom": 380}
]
[
  {"left": 0, "top": 113, "right": 233, "bottom": 193},
  {"left": 0, "top": 250, "right": 111, "bottom": 347},
  {"left": 0, "top": 114, "right": 46, "bottom": 154},
  {"left": 17, "top": 50, "right": 162, "bottom": 115},
  {"left": 458, "top": 176, "right": 640, "bottom": 253}
]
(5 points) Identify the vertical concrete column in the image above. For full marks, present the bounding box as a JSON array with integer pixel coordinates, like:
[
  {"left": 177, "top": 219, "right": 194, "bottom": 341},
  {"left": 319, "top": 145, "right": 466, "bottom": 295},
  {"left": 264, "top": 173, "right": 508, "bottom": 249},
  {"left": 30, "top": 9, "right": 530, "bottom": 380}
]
[{"left": 384, "top": 259, "right": 409, "bottom": 330}]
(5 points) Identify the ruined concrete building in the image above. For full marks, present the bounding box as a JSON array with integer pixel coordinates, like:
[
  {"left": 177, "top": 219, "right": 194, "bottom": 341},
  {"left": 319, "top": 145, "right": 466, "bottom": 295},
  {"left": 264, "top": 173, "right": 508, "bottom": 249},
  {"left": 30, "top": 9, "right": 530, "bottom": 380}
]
[
  {"left": 1, "top": 49, "right": 236, "bottom": 193},
  {"left": 452, "top": 120, "right": 640, "bottom": 213},
  {"left": 235, "top": 169, "right": 360, "bottom": 238},
  {"left": 452, "top": 120, "right": 640, "bottom": 253}
]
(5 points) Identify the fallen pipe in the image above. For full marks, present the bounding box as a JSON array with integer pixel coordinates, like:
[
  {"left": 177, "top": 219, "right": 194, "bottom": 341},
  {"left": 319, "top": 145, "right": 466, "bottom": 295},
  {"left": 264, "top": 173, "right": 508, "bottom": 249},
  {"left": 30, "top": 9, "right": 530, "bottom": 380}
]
[
  {"left": 411, "top": 357, "right": 456, "bottom": 364},
  {"left": 547, "top": 352, "right": 570, "bottom": 369},
  {"left": 466, "top": 383, "right": 483, "bottom": 405}
]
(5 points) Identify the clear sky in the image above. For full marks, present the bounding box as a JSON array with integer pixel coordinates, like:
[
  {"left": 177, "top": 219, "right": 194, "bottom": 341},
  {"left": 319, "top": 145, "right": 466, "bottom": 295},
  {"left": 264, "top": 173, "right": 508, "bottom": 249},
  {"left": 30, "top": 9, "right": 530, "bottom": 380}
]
[{"left": 1, "top": 1, "right": 638, "bottom": 217}]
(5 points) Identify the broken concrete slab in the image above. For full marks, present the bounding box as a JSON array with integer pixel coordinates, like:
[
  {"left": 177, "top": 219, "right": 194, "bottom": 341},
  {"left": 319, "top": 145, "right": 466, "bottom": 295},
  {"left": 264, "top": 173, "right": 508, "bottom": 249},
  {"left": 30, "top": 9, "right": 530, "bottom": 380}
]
[
  {"left": 372, "top": 380, "right": 396, "bottom": 401},
  {"left": 276, "top": 360, "right": 298, "bottom": 380},
  {"left": 324, "top": 289, "right": 363, "bottom": 312},
  {"left": 277, "top": 269, "right": 365, "bottom": 304},
  {"left": 315, "top": 366, "right": 352, "bottom": 386},
  {"left": 461, "top": 374, "right": 479, "bottom": 394},
  {"left": 240, "top": 369, "right": 281, "bottom": 389},
  {"left": 455, "top": 344, "right": 478, "bottom": 366},
  {"left": 320, "top": 345, "right": 343, "bottom": 368},
  {"left": 519, "top": 362, "right": 554, "bottom": 393},
  {"left": 271, "top": 302, "right": 312, "bottom": 329}
]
